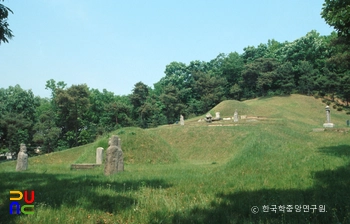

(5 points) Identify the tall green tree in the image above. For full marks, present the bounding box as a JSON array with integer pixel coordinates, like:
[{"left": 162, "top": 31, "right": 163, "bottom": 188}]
[
  {"left": 159, "top": 85, "right": 187, "bottom": 124},
  {"left": 55, "top": 84, "right": 90, "bottom": 147},
  {"left": 33, "top": 110, "right": 60, "bottom": 153},
  {"left": 0, "top": 85, "right": 38, "bottom": 152},
  {"left": 321, "top": 0, "right": 350, "bottom": 41},
  {"left": 130, "top": 82, "right": 151, "bottom": 128},
  {"left": 0, "top": 0, "right": 14, "bottom": 44}
]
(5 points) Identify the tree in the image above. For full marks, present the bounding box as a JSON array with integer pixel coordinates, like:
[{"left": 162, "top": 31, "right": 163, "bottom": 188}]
[
  {"left": 221, "top": 52, "right": 244, "bottom": 85},
  {"left": 0, "top": 0, "right": 14, "bottom": 44},
  {"left": 241, "top": 58, "right": 280, "bottom": 98},
  {"left": 33, "top": 110, "right": 60, "bottom": 153},
  {"left": 278, "top": 30, "right": 330, "bottom": 68},
  {"left": 159, "top": 85, "right": 187, "bottom": 124},
  {"left": 338, "top": 71, "right": 350, "bottom": 106},
  {"left": 192, "top": 71, "right": 228, "bottom": 113},
  {"left": 295, "top": 61, "right": 318, "bottom": 95},
  {"left": 242, "top": 44, "right": 268, "bottom": 63},
  {"left": 55, "top": 84, "right": 90, "bottom": 147},
  {"left": 275, "top": 62, "right": 296, "bottom": 95},
  {"left": 0, "top": 112, "right": 32, "bottom": 153},
  {"left": 129, "top": 82, "right": 151, "bottom": 127},
  {"left": 321, "top": 0, "right": 350, "bottom": 41},
  {"left": 0, "top": 85, "right": 38, "bottom": 152}
]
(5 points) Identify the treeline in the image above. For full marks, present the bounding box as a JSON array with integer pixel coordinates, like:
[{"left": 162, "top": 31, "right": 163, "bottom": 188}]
[{"left": 1, "top": 30, "right": 350, "bottom": 155}]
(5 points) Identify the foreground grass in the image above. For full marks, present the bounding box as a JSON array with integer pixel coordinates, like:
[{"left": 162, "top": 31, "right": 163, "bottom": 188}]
[{"left": 1, "top": 95, "right": 350, "bottom": 224}]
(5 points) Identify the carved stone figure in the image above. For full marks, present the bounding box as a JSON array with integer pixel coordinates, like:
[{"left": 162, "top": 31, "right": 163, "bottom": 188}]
[
  {"left": 16, "top": 143, "right": 28, "bottom": 171},
  {"left": 234, "top": 109, "right": 239, "bottom": 122},
  {"left": 104, "top": 135, "right": 124, "bottom": 175},
  {"left": 180, "top": 115, "right": 184, "bottom": 125}
]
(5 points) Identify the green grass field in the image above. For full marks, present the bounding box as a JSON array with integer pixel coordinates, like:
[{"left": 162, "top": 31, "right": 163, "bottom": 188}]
[{"left": 1, "top": 94, "right": 350, "bottom": 224}]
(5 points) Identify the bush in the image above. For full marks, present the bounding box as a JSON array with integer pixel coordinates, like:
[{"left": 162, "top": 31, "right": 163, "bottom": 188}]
[
  {"left": 336, "top": 107, "right": 343, "bottom": 111},
  {"left": 322, "top": 99, "right": 327, "bottom": 103},
  {"left": 333, "top": 105, "right": 337, "bottom": 109}
]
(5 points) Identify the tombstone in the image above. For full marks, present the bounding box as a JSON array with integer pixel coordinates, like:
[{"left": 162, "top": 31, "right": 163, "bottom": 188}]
[
  {"left": 16, "top": 143, "right": 28, "bottom": 171},
  {"left": 180, "top": 115, "right": 184, "bottom": 125},
  {"left": 241, "top": 115, "right": 247, "bottom": 119},
  {"left": 323, "top": 105, "right": 334, "bottom": 128},
  {"left": 233, "top": 109, "right": 239, "bottom": 122},
  {"left": 96, "top": 147, "right": 104, "bottom": 164},
  {"left": 104, "top": 135, "right": 124, "bottom": 175}
]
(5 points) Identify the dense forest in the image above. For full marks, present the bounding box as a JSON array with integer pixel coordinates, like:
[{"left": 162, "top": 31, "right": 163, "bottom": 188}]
[{"left": 1, "top": 0, "right": 350, "bottom": 155}]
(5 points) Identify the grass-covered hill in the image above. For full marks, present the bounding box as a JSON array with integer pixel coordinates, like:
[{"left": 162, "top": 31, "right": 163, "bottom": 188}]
[{"left": 1, "top": 94, "right": 349, "bottom": 224}]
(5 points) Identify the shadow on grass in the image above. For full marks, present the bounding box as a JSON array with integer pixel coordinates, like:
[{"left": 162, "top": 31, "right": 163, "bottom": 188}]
[
  {"left": 151, "top": 145, "right": 350, "bottom": 224},
  {"left": 0, "top": 172, "right": 172, "bottom": 224}
]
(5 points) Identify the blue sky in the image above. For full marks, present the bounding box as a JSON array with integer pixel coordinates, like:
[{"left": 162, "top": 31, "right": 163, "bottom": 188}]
[{"left": 1, "top": 0, "right": 334, "bottom": 98}]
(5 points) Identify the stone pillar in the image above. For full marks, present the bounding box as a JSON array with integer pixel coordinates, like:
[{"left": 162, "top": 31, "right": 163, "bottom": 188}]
[
  {"left": 16, "top": 143, "right": 28, "bottom": 171},
  {"left": 180, "top": 115, "right": 184, "bottom": 125},
  {"left": 326, "top": 106, "right": 330, "bottom": 123},
  {"left": 104, "top": 135, "right": 124, "bottom": 175},
  {"left": 323, "top": 105, "right": 334, "bottom": 128},
  {"left": 96, "top": 147, "right": 104, "bottom": 164},
  {"left": 215, "top": 112, "right": 220, "bottom": 119},
  {"left": 233, "top": 109, "right": 239, "bottom": 122}
]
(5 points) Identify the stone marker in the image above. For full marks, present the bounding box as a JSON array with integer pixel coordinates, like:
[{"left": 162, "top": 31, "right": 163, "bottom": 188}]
[
  {"left": 104, "top": 135, "right": 124, "bottom": 175},
  {"left": 96, "top": 147, "right": 104, "bottom": 164},
  {"left": 323, "top": 105, "right": 334, "bottom": 128},
  {"left": 241, "top": 115, "right": 247, "bottom": 119},
  {"left": 233, "top": 109, "right": 239, "bottom": 122},
  {"left": 205, "top": 113, "right": 213, "bottom": 123},
  {"left": 180, "top": 115, "right": 184, "bottom": 125},
  {"left": 211, "top": 112, "right": 221, "bottom": 121},
  {"left": 16, "top": 143, "right": 28, "bottom": 171}
]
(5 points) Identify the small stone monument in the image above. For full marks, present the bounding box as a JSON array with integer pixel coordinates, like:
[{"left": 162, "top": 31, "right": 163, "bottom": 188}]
[
  {"left": 205, "top": 113, "right": 213, "bottom": 123},
  {"left": 96, "top": 147, "right": 104, "bottom": 164},
  {"left": 323, "top": 105, "right": 334, "bottom": 128},
  {"left": 233, "top": 109, "right": 239, "bottom": 122},
  {"left": 215, "top": 112, "right": 220, "bottom": 120},
  {"left": 104, "top": 135, "right": 124, "bottom": 175},
  {"left": 180, "top": 115, "right": 184, "bottom": 125},
  {"left": 16, "top": 143, "right": 28, "bottom": 171}
]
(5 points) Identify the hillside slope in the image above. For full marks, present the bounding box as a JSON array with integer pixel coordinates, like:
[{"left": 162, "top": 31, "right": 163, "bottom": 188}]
[{"left": 1, "top": 94, "right": 349, "bottom": 224}]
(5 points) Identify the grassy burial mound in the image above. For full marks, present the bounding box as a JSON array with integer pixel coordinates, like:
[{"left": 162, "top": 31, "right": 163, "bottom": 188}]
[{"left": 0, "top": 94, "right": 350, "bottom": 224}]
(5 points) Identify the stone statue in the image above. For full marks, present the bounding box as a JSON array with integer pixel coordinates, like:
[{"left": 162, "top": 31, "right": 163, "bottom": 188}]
[
  {"left": 104, "top": 135, "right": 124, "bottom": 175},
  {"left": 16, "top": 143, "right": 28, "bottom": 171},
  {"left": 180, "top": 115, "right": 184, "bottom": 125},
  {"left": 233, "top": 109, "right": 239, "bottom": 122}
]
